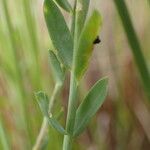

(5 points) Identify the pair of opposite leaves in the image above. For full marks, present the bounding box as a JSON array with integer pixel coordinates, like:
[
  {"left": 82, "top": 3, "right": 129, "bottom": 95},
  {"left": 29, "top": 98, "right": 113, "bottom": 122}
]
[
  {"left": 36, "top": 77, "right": 108, "bottom": 137},
  {"left": 36, "top": 0, "right": 108, "bottom": 137},
  {"left": 44, "top": 0, "right": 102, "bottom": 81}
]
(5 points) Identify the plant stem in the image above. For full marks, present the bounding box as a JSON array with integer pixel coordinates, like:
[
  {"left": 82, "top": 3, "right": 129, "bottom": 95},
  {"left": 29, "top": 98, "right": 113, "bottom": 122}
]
[
  {"left": 63, "top": 0, "right": 79, "bottom": 149},
  {"left": 63, "top": 135, "right": 73, "bottom": 150},
  {"left": 33, "top": 83, "right": 62, "bottom": 150},
  {"left": 32, "top": 117, "right": 48, "bottom": 150},
  {"left": 63, "top": 73, "right": 78, "bottom": 150},
  {"left": 114, "top": 0, "right": 150, "bottom": 100}
]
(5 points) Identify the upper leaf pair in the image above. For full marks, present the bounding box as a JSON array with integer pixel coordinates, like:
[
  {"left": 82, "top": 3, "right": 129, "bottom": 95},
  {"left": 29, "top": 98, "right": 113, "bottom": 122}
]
[{"left": 44, "top": 0, "right": 102, "bottom": 82}]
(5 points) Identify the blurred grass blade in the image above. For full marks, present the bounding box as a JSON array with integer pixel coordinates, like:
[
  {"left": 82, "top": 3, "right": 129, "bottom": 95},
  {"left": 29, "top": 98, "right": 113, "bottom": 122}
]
[
  {"left": 2, "top": 0, "right": 32, "bottom": 146},
  {"left": 0, "top": 118, "right": 10, "bottom": 150},
  {"left": 22, "top": 0, "right": 42, "bottom": 89},
  {"left": 76, "top": 0, "right": 90, "bottom": 38},
  {"left": 49, "top": 50, "right": 65, "bottom": 84},
  {"left": 74, "top": 10, "right": 102, "bottom": 81},
  {"left": 35, "top": 92, "right": 67, "bottom": 135},
  {"left": 55, "top": 0, "right": 72, "bottom": 12},
  {"left": 73, "top": 77, "right": 108, "bottom": 137},
  {"left": 43, "top": 0, "right": 73, "bottom": 68},
  {"left": 114, "top": 0, "right": 150, "bottom": 100}
]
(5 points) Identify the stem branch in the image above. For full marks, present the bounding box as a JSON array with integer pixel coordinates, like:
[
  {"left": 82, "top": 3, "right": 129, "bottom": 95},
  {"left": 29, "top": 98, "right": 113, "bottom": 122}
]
[{"left": 33, "top": 83, "right": 62, "bottom": 150}]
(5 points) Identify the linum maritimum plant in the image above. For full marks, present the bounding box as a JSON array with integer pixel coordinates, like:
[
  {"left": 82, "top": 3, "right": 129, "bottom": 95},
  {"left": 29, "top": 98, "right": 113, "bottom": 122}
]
[{"left": 33, "top": 0, "right": 108, "bottom": 149}]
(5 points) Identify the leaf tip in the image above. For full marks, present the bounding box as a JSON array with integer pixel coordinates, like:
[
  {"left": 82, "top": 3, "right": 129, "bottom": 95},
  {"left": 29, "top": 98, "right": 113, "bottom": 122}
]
[
  {"left": 92, "top": 9, "right": 103, "bottom": 28},
  {"left": 35, "top": 91, "right": 45, "bottom": 99},
  {"left": 102, "top": 76, "right": 109, "bottom": 83},
  {"left": 43, "top": 0, "right": 48, "bottom": 13}
]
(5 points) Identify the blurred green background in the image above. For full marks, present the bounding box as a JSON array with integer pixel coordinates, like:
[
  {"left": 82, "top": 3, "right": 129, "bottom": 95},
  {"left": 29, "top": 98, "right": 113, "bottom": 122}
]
[{"left": 0, "top": 0, "right": 150, "bottom": 149}]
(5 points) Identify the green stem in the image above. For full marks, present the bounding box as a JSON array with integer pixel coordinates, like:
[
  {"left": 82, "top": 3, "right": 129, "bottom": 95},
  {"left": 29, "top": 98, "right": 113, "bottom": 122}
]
[
  {"left": 114, "top": 0, "right": 150, "bottom": 100},
  {"left": 63, "top": 135, "right": 73, "bottom": 150},
  {"left": 63, "top": 3, "right": 79, "bottom": 148},
  {"left": 33, "top": 83, "right": 62, "bottom": 150},
  {"left": 63, "top": 0, "right": 79, "bottom": 149},
  {"left": 65, "top": 74, "right": 78, "bottom": 134},
  {"left": 63, "top": 73, "right": 78, "bottom": 150}
]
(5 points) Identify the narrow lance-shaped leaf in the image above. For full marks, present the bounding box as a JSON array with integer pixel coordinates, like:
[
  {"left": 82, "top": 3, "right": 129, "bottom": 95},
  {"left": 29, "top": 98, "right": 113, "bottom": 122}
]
[
  {"left": 73, "top": 77, "right": 108, "bottom": 137},
  {"left": 43, "top": 0, "right": 73, "bottom": 68},
  {"left": 55, "top": 0, "right": 72, "bottom": 12},
  {"left": 76, "top": 0, "right": 90, "bottom": 38},
  {"left": 35, "top": 91, "right": 49, "bottom": 117},
  {"left": 47, "top": 116, "right": 67, "bottom": 135},
  {"left": 49, "top": 50, "right": 65, "bottom": 84},
  {"left": 35, "top": 91, "right": 67, "bottom": 135},
  {"left": 74, "top": 10, "right": 102, "bottom": 81}
]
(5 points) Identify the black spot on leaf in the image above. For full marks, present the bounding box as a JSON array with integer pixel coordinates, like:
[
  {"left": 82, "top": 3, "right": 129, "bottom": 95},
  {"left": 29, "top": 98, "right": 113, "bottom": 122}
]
[{"left": 93, "top": 36, "right": 101, "bottom": 44}]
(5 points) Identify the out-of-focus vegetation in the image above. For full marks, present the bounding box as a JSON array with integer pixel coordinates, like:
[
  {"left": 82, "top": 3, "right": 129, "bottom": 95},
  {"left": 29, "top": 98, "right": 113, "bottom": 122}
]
[{"left": 0, "top": 0, "right": 150, "bottom": 149}]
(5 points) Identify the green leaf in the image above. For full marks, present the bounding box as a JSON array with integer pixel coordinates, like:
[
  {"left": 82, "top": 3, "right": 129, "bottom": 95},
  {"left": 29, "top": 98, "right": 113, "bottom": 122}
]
[
  {"left": 74, "top": 10, "right": 102, "bottom": 81},
  {"left": 55, "top": 0, "right": 72, "bottom": 12},
  {"left": 47, "top": 116, "right": 67, "bottom": 135},
  {"left": 35, "top": 91, "right": 67, "bottom": 135},
  {"left": 76, "top": 0, "right": 90, "bottom": 38},
  {"left": 35, "top": 91, "right": 49, "bottom": 117},
  {"left": 73, "top": 77, "right": 108, "bottom": 137},
  {"left": 49, "top": 50, "right": 65, "bottom": 84},
  {"left": 44, "top": 0, "right": 73, "bottom": 68}
]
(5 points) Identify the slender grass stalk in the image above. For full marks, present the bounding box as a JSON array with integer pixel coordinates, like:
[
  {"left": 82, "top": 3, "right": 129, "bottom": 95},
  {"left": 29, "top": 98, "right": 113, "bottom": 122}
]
[
  {"left": 114, "top": 0, "right": 150, "bottom": 100},
  {"left": 33, "top": 83, "right": 63, "bottom": 150},
  {"left": 0, "top": 117, "right": 10, "bottom": 150},
  {"left": 22, "top": 0, "right": 42, "bottom": 90},
  {"left": 2, "top": 0, "right": 32, "bottom": 147}
]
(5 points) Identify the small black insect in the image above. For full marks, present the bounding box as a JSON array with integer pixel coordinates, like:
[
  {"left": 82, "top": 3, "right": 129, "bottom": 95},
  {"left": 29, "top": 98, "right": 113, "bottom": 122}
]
[{"left": 93, "top": 36, "right": 101, "bottom": 44}]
